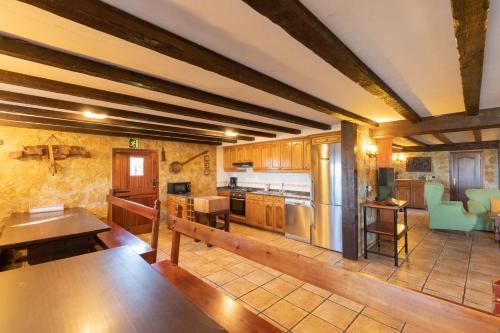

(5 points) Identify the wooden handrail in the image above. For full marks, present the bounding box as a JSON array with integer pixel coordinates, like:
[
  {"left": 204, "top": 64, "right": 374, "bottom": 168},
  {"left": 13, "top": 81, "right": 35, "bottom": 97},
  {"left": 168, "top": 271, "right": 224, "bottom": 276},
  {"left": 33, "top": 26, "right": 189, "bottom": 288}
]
[
  {"left": 168, "top": 215, "right": 500, "bottom": 333},
  {"left": 107, "top": 191, "right": 161, "bottom": 250}
]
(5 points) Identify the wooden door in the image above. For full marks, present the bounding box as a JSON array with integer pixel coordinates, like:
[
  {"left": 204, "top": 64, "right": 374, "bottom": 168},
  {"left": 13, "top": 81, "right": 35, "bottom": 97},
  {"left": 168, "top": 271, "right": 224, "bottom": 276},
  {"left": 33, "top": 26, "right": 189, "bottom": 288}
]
[
  {"left": 411, "top": 181, "right": 426, "bottom": 209},
  {"left": 291, "top": 140, "right": 304, "bottom": 170},
  {"left": 450, "top": 151, "right": 483, "bottom": 205},
  {"left": 261, "top": 144, "right": 271, "bottom": 170},
  {"left": 395, "top": 180, "right": 411, "bottom": 203},
  {"left": 252, "top": 145, "right": 262, "bottom": 170},
  {"left": 270, "top": 142, "right": 281, "bottom": 169},
  {"left": 245, "top": 199, "right": 255, "bottom": 226},
  {"left": 112, "top": 148, "right": 159, "bottom": 234},
  {"left": 255, "top": 200, "right": 266, "bottom": 228},
  {"left": 304, "top": 139, "right": 311, "bottom": 171},
  {"left": 273, "top": 197, "right": 285, "bottom": 233},
  {"left": 280, "top": 141, "right": 292, "bottom": 170},
  {"left": 264, "top": 197, "right": 274, "bottom": 230}
]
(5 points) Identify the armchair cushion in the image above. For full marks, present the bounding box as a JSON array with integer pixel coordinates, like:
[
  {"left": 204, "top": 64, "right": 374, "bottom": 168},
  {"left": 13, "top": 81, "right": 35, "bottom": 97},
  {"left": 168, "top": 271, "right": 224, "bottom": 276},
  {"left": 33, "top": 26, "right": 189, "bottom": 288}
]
[
  {"left": 465, "top": 188, "right": 500, "bottom": 231},
  {"left": 491, "top": 198, "right": 500, "bottom": 214}
]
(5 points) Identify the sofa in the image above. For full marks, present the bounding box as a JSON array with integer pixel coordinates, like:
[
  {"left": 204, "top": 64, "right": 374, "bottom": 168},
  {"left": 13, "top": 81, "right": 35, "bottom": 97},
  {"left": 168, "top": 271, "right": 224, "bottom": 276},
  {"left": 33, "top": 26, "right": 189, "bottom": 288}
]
[
  {"left": 424, "top": 182, "right": 477, "bottom": 232},
  {"left": 465, "top": 189, "right": 500, "bottom": 231}
]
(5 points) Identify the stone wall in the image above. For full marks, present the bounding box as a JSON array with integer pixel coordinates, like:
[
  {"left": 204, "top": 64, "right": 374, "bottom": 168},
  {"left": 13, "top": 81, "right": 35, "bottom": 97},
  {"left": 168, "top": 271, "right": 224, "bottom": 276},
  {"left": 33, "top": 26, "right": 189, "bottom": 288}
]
[
  {"left": 394, "top": 149, "right": 498, "bottom": 200},
  {"left": 0, "top": 126, "right": 217, "bottom": 223}
]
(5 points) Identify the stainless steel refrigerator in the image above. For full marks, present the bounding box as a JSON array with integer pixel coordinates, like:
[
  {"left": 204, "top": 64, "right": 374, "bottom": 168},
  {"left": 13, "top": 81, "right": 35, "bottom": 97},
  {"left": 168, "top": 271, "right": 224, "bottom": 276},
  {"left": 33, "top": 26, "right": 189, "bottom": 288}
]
[{"left": 311, "top": 142, "right": 342, "bottom": 252}]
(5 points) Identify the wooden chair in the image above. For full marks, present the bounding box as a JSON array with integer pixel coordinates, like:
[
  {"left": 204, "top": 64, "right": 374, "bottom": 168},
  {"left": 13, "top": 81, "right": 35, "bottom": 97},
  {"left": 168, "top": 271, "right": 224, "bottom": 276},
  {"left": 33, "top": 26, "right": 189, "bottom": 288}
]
[
  {"left": 97, "top": 191, "right": 160, "bottom": 263},
  {"left": 165, "top": 214, "right": 500, "bottom": 333}
]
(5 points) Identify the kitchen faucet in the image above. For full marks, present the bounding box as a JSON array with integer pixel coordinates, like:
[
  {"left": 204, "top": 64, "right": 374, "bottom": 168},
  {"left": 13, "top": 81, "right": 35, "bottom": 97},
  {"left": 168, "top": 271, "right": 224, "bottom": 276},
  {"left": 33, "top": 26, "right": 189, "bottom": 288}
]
[{"left": 280, "top": 182, "right": 285, "bottom": 194}]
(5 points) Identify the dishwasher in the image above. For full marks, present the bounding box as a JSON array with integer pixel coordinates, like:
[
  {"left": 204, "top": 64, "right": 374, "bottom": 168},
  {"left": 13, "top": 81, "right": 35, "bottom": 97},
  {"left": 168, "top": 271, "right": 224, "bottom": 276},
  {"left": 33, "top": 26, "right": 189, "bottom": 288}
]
[{"left": 284, "top": 198, "right": 311, "bottom": 244}]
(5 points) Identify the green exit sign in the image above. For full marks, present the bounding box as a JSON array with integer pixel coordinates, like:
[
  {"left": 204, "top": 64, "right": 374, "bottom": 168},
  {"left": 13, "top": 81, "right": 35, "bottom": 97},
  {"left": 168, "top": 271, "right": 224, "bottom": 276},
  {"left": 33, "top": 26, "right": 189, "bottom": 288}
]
[{"left": 128, "top": 138, "right": 139, "bottom": 149}]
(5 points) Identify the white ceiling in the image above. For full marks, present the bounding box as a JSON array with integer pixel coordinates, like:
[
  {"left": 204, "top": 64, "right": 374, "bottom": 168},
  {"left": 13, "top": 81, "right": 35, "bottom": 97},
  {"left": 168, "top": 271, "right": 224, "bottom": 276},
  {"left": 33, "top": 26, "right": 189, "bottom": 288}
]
[{"left": 0, "top": 0, "right": 498, "bottom": 142}]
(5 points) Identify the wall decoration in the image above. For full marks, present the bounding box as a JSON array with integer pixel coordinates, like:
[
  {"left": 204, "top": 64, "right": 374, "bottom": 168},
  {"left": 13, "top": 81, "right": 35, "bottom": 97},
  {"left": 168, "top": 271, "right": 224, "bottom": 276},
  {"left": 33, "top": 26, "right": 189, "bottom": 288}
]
[
  {"left": 406, "top": 157, "right": 432, "bottom": 172},
  {"left": 170, "top": 150, "right": 208, "bottom": 174},
  {"left": 9, "top": 134, "right": 91, "bottom": 175}
]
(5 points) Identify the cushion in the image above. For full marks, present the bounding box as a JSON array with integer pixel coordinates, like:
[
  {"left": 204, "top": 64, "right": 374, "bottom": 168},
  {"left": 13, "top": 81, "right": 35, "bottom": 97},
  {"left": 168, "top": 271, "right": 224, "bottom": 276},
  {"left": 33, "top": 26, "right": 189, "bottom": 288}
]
[{"left": 491, "top": 198, "right": 500, "bottom": 215}]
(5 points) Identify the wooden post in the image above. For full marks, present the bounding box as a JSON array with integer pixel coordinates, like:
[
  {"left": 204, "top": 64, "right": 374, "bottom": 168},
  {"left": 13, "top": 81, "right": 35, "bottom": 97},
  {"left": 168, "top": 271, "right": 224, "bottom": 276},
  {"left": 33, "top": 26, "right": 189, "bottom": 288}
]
[
  {"left": 170, "top": 205, "right": 183, "bottom": 265},
  {"left": 150, "top": 199, "right": 161, "bottom": 250},
  {"left": 376, "top": 138, "right": 393, "bottom": 168},
  {"left": 498, "top": 141, "right": 500, "bottom": 189},
  {"left": 107, "top": 189, "right": 114, "bottom": 225},
  {"left": 341, "top": 121, "right": 358, "bottom": 259}
]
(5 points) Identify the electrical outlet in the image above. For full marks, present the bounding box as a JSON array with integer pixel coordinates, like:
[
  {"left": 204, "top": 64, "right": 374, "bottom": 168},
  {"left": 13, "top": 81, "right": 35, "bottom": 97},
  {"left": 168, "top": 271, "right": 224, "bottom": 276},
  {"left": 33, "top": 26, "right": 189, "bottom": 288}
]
[{"left": 366, "top": 185, "right": 372, "bottom": 192}]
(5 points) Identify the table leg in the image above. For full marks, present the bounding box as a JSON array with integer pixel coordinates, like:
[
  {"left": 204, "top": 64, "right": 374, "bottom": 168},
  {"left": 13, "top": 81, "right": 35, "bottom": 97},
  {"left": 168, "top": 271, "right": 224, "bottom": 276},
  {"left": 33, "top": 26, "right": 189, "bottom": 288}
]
[
  {"left": 393, "top": 209, "right": 398, "bottom": 267},
  {"left": 363, "top": 206, "right": 368, "bottom": 259},
  {"left": 404, "top": 207, "right": 408, "bottom": 254},
  {"left": 224, "top": 212, "right": 230, "bottom": 232}
]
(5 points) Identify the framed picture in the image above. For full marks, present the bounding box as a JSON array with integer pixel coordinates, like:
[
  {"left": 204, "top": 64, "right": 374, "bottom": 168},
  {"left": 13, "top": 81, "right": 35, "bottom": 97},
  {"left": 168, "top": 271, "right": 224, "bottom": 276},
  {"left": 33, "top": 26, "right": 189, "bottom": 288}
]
[{"left": 406, "top": 157, "right": 432, "bottom": 172}]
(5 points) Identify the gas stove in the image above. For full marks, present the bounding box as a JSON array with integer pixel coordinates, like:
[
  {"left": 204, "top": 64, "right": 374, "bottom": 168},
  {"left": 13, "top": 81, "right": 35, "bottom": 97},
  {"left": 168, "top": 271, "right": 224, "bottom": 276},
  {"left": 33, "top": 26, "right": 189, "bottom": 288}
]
[{"left": 229, "top": 188, "right": 255, "bottom": 198}]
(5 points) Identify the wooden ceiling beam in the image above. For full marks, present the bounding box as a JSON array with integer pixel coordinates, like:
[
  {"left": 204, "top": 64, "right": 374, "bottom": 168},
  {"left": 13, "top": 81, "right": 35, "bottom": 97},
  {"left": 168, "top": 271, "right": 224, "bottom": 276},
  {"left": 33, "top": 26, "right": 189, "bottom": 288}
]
[
  {"left": 403, "top": 137, "right": 428, "bottom": 147},
  {"left": 403, "top": 140, "right": 497, "bottom": 152},
  {"left": 451, "top": 0, "right": 489, "bottom": 115},
  {"left": 392, "top": 144, "right": 405, "bottom": 150},
  {"left": 19, "top": 0, "right": 375, "bottom": 128},
  {"left": 473, "top": 129, "right": 482, "bottom": 142},
  {"left": 0, "top": 35, "right": 328, "bottom": 132},
  {"left": 0, "top": 103, "right": 238, "bottom": 143},
  {"left": 371, "top": 108, "right": 500, "bottom": 138},
  {"left": 242, "top": 0, "right": 421, "bottom": 123},
  {"left": 0, "top": 114, "right": 221, "bottom": 145},
  {"left": 432, "top": 133, "right": 453, "bottom": 144},
  {"left": 0, "top": 89, "right": 274, "bottom": 138}
]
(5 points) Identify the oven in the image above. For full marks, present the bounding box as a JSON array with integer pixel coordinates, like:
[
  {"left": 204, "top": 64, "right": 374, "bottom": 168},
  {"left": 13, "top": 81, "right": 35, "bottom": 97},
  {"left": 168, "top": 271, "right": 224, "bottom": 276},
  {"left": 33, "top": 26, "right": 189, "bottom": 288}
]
[{"left": 230, "top": 191, "right": 246, "bottom": 216}]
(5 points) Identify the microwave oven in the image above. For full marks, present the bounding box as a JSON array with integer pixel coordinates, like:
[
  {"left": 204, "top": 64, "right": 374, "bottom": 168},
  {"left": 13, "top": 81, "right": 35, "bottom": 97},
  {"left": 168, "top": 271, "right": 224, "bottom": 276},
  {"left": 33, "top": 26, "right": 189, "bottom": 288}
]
[{"left": 167, "top": 182, "right": 191, "bottom": 194}]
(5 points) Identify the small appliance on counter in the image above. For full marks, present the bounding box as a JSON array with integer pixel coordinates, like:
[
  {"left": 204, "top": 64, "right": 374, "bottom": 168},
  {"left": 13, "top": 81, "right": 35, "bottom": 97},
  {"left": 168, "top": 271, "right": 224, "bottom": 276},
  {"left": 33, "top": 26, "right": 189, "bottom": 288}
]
[
  {"left": 229, "top": 177, "right": 237, "bottom": 189},
  {"left": 167, "top": 182, "right": 191, "bottom": 194}
]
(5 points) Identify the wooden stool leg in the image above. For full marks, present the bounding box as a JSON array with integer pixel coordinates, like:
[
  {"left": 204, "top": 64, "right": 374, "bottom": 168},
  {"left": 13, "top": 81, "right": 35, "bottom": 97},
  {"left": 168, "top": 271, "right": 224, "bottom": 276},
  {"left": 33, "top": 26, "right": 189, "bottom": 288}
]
[
  {"left": 224, "top": 212, "right": 230, "bottom": 232},
  {"left": 393, "top": 209, "right": 398, "bottom": 267},
  {"left": 171, "top": 230, "right": 181, "bottom": 265}
]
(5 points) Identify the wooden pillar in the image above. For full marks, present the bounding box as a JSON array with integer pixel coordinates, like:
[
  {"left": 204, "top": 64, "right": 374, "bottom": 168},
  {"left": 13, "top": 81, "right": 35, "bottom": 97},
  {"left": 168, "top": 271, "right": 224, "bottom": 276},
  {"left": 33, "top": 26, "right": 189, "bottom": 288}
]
[
  {"left": 341, "top": 121, "right": 358, "bottom": 260},
  {"left": 376, "top": 138, "right": 393, "bottom": 168},
  {"left": 498, "top": 141, "right": 500, "bottom": 189}
]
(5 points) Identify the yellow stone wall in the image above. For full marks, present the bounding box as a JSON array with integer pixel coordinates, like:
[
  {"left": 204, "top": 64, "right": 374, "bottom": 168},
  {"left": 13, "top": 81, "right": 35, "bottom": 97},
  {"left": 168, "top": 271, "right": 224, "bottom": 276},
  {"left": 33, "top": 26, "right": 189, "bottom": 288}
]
[{"left": 0, "top": 126, "right": 217, "bottom": 223}]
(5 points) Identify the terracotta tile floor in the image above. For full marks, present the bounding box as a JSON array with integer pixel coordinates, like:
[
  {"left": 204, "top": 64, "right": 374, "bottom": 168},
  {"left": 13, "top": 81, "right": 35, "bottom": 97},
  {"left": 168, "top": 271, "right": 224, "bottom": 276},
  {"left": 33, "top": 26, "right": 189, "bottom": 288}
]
[{"left": 140, "top": 209, "right": 497, "bottom": 332}]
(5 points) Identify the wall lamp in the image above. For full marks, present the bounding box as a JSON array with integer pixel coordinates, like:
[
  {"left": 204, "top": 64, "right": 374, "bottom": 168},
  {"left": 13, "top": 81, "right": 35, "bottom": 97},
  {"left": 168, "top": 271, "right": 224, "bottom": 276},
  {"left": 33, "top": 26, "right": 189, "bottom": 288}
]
[{"left": 365, "top": 144, "right": 378, "bottom": 158}]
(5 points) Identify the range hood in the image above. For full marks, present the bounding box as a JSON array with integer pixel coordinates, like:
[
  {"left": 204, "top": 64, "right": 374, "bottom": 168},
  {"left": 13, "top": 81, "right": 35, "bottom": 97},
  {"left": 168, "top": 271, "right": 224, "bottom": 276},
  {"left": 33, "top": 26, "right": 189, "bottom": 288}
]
[{"left": 232, "top": 162, "right": 253, "bottom": 168}]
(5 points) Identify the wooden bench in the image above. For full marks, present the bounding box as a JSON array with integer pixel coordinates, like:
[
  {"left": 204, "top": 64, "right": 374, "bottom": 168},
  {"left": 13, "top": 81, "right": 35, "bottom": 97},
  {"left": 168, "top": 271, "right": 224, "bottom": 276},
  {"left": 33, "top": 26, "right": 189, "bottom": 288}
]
[
  {"left": 166, "top": 214, "right": 500, "bottom": 333},
  {"left": 97, "top": 192, "right": 160, "bottom": 264}
]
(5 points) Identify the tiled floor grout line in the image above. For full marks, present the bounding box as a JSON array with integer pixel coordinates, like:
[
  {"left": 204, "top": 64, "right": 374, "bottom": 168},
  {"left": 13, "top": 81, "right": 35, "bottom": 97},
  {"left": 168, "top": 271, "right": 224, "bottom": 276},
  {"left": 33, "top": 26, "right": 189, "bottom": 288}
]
[
  {"left": 342, "top": 307, "right": 365, "bottom": 333},
  {"left": 462, "top": 233, "right": 474, "bottom": 304},
  {"left": 419, "top": 234, "right": 450, "bottom": 293}
]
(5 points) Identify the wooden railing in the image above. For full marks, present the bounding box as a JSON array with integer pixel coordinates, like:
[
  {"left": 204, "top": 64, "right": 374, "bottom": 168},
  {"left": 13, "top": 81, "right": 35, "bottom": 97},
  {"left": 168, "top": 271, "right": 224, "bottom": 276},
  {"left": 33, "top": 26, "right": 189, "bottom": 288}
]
[
  {"left": 107, "top": 193, "right": 161, "bottom": 249},
  {"left": 168, "top": 215, "right": 500, "bottom": 333}
]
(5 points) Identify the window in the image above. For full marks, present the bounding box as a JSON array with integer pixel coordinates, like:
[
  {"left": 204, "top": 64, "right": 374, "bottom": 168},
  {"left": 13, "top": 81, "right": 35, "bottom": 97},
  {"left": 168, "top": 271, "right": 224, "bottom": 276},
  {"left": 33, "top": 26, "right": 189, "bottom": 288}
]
[{"left": 130, "top": 157, "right": 144, "bottom": 176}]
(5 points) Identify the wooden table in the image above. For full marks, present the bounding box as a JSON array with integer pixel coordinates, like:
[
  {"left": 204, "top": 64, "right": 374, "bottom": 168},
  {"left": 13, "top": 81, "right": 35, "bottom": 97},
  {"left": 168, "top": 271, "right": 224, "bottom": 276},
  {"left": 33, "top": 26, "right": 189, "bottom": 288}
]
[
  {"left": 0, "top": 208, "right": 110, "bottom": 264},
  {"left": 363, "top": 200, "right": 408, "bottom": 266},
  {"left": 0, "top": 246, "right": 226, "bottom": 333}
]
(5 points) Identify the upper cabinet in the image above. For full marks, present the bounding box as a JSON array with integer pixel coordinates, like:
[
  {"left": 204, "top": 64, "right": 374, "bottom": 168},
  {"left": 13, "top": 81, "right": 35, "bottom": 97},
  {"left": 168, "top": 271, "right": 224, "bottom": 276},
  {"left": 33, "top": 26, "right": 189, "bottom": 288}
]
[{"left": 222, "top": 134, "right": 335, "bottom": 173}]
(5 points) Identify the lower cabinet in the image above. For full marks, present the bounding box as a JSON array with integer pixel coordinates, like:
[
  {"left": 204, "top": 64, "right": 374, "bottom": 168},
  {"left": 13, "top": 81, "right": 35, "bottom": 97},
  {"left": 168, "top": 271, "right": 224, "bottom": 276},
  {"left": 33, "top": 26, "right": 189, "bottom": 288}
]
[
  {"left": 395, "top": 180, "right": 426, "bottom": 209},
  {"left": 166, "top": 195, "right": 194, "bottom": 221},
  {"left": 246, "top": 194, "right": 285, "bottom": 233}
]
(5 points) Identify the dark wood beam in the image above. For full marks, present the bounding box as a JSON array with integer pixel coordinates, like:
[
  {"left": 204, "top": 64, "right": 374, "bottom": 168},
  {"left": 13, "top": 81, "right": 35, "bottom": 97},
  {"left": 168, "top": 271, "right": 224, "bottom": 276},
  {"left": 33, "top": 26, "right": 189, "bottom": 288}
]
[
  {"left": 371, "top": 108, "right": 500, "bottom": 138},
  {"left": 432, "top": 133, "right": 453, "bottom": 144},
  {"left": 242, "top": 0, "right": 421, "bottom": 123},
  {"left": 19, "top": 0, "right": 375, "bottom": 128},
  {"left": 392, "top": 144, "right": 405, "bottom": 150},
  {"left": 340, "top": 121, "right": 358, "bottom": 260},
  {"left": 0, "top": 114, "right": 221, "bottom": 145},
  {"left": 0, "top": 103, "right": 236, "bottom": 143},
  {"left": 403, "top": 140, "right": 497, "bottom": 152},
  {"left": 451, "top": 0, "right": 489, "bottom": 115},
  {"left": 0, "top": 90, "right": 273, "bottom": 138},
  {"left": 473, "top": 129, "right": 482, "bottom": 142},
  {"left": 404, "top": 137, "right": 428, "bottom": 147},
  {"left": 0, "top": 71, "right": 290, "bottom": 136},
  {"left": 0, "top": 35, "right": 332, "bottom": 131}
]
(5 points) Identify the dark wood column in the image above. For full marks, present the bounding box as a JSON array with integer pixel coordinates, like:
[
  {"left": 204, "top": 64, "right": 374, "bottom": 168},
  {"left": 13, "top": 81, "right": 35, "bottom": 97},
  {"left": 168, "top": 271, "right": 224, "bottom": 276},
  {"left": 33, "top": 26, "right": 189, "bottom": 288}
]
[
  {"left": 498, "top": 141, "right": 500, "bottom": 189},
  {"left": 341, "top": 121, "right": 358, "bottom": 260}
]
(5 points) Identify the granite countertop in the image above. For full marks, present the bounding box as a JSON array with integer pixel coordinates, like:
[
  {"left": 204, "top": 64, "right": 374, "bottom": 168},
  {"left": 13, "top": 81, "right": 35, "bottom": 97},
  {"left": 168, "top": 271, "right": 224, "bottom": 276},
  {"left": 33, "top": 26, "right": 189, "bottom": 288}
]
[{"left": 216, "top": 187, "right": 310, "bottom": 200}]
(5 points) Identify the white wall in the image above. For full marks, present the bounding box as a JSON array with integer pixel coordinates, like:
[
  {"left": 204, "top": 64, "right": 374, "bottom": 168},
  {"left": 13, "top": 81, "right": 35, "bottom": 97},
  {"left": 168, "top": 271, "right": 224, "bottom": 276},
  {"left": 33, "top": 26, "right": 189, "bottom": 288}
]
[{"left": 216, "top": 127, "right": 340, "bottom": 192}]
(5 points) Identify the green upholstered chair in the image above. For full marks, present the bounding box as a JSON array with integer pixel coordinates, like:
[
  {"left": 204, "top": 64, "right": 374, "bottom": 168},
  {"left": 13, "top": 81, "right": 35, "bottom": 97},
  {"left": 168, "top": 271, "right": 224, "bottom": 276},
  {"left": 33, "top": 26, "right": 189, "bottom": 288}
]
[
  {"left": 465, "top": 189, "right": 500, "bottom": 231},
  {"left": 424, "top": 182, "right": 477, "bottom": 232}
]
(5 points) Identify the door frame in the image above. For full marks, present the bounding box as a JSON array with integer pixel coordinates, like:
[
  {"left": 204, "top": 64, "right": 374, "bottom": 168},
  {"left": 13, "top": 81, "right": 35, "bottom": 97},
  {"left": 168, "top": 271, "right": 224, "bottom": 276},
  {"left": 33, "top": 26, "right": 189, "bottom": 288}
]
[
  {"left": 111, "top": 148, "right": 160, "bottom": 198},
  {"left": 449, "top": 150, "right": 484, "bottom": 201}
]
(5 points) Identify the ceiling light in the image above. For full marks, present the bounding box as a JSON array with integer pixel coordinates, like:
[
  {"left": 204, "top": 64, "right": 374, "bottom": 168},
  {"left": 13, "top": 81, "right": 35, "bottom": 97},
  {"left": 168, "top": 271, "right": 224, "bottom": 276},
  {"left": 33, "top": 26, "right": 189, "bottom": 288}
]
[
  {"left": 83, "top": 111, "right": 107, "bottom": 119},
  {"left": 225, "top": 130, "right": 238, "bottom": 137}
]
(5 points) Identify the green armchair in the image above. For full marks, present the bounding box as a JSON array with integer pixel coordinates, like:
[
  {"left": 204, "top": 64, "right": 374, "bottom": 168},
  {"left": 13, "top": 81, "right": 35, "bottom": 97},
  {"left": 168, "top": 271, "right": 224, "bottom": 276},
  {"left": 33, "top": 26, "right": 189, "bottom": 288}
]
[
  {"left": 465, "top": 189, "right": 500, "bottom": 231},
  {"left": 424, "top": 182, "right": 477, "bottom": 232}
]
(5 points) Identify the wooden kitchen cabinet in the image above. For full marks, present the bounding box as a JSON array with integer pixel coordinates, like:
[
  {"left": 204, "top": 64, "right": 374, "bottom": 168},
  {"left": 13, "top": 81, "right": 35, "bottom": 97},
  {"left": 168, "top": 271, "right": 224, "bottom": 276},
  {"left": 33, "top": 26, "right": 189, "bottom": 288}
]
[
  {"left": 395, "top": 179, "right": 426, "bottom": 209},
  {"left": 166, "top": 195, "right": 194, "bottom": 221},
  {"left": 246, "top": 194, "right": 284, "bottom": 233},
  {"left": 221, "top": 131, "right": 339, "bottom": 173}
]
